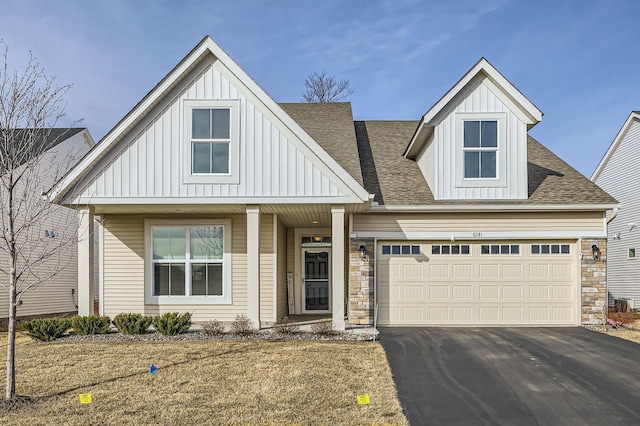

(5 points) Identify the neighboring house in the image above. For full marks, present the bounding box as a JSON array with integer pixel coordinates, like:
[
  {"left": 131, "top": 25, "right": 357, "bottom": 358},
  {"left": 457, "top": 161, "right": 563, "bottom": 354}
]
[
  {"left": 49, "top": 36, "right": 616, "bottom": 329},
  {"left": 1, "top": 128, "right": 95, "bottom": 319},
  {"left": 592, "top": 111, "right": 640, "bottom": 310}
]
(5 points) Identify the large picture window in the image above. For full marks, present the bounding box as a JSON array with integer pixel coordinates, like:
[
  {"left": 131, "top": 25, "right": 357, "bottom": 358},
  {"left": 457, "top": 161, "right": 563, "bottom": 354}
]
[
  {"left": 183, "top": 100, "right": 239, "bottom": 184},
  {"left": 146, "top": 220, "right": 232, "bottom": 304}
]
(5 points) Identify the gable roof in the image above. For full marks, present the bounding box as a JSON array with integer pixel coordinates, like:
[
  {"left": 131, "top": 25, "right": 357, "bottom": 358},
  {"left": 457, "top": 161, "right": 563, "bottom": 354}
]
[
  {"left": 283, "top": 104, "right": 614, "bottom": 207},
  {"left": 49, "top": 36, "right": 369, "bottom": 204},
  {"left": 591, "top": 111, "right": 640, "bottom": 181},
  {"left": 404, "top": 57, "right": 543, "bottom": 159}
]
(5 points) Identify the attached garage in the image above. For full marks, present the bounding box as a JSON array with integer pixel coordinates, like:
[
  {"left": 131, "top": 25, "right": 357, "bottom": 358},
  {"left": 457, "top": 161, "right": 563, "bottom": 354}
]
[{"left": 376, "top": 240, "right": 580, "bottom": 326}]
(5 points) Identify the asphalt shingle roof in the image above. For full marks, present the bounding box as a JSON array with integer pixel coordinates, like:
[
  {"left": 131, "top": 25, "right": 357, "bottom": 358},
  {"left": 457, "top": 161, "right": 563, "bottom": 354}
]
[{"left": 283, "top": 102, "right": 615, "bottom": 206}]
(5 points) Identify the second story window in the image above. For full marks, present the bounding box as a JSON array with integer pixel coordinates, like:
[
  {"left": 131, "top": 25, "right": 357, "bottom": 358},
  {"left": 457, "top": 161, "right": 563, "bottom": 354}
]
[
  {"left": 463, "top": 120, "right": 497, "bottom": 179},
  {"left": 191, "top": 108, "right": 231, "bottom": 174}
]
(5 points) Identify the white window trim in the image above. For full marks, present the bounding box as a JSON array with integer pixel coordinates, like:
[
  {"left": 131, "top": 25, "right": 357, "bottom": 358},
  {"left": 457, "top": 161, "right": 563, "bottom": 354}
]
[
  {"left": 182, "top": 99, "right": 240, "bottom": 184},
  {"left": 455, "top": 112, "right": 507, "bottom": 188},
  {"left": 144, "top": 218, "right": 232, "bottom": 305}
]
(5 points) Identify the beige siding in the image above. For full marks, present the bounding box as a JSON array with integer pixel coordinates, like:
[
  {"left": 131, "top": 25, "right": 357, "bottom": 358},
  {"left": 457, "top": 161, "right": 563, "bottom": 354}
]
[
  {"left": 259, "top": 214, "right": 274, "bottom": 323},
  {"left": 103, "top": 214, "right": 256, "bottom": 322},
  {"left": 353, "top": 212, "right": 604, "bottom": 235},
  {"left": 277, "top": 219, "right": 287, "bottom": 318}
]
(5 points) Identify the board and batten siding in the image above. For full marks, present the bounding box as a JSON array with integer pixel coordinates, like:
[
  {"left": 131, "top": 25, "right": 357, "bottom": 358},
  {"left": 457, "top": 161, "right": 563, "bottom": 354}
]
[
  {"left": 594, "top": 117, "right": 640, "bottom": 305},
  {"left": 417, "top": 76, "right": 528, "bottom": 200},
  {"left": 353, "top": 212, "right": 604, "bottom": 236},
  {"left": 75, "top": 55, "right": 346, "bottom": 201},
  {"left": 102, "top": 214, "right": 277, "bottom": 322}
]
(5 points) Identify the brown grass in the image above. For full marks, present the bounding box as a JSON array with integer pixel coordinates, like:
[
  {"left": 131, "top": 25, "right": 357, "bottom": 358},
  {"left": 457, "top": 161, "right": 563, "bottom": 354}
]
[
  {"left": 602, "top": 317, "right": 640, "bottom": 345},
  {"left": 0, "top": 333, "right": 407, "bottom": 425}
]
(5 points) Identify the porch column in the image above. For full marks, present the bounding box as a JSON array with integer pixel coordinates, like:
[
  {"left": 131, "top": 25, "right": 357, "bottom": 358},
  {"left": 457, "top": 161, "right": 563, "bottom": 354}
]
[
  {"left": 246, "top": 206, "right": 260, "bottom": 328},
  {"left": 77, "top": 207, "right": 94, "bottom": 316},
  {"left": 331, "top": 205, "right": 345, "bottom": 331}
]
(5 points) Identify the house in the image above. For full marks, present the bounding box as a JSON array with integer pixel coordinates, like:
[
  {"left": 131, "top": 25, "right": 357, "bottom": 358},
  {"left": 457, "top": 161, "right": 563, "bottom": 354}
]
[
  {"left": 1, "top": 128, "right": 95, "bottom": 319},
  {"left": 592, "top": 111, "right": 640, "bottom": 310},
  {"left": 48, "top": 36, "right": 616, "bottom": 329}
]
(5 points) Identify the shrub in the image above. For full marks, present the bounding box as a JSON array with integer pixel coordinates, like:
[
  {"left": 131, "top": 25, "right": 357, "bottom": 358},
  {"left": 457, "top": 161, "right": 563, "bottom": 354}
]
[
  {"left": 71, "top": 315, "right": 112, "bottom": 335},
  {"left": 201, "top": 319, "right": 225, "bottom": 336},
  {"left": 311, "top": 320, "right": 336, "bottom": 336},
  {"left": 272, "top": 316, "right": 299, "bottom": 336},
  {"left": 113, "top": 313, "right": 152, "bottom": 335},
  {"left": 230, "top": 315, "right": 254, "bottom": 336},
  {"left": 152, "top": 312, "right": 192, "bottom": 336},
  {"left": 22, "top": 318, "right": 71, "bottom": 341}
]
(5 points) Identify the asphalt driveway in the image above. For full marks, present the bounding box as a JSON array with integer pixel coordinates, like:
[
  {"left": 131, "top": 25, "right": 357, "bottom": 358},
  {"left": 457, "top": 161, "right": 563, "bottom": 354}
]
[{"left": 379, "top": 327, "right": 640, "bottom": 425}]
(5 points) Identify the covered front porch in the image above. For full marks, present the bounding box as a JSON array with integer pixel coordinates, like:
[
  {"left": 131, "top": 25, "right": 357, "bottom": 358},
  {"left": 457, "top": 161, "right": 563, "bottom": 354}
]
[{"left": 76, "top": 202, "right": 371, "bottom": 331}]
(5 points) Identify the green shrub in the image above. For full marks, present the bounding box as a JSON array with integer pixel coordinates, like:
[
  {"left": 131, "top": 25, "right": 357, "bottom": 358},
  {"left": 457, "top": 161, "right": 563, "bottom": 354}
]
[
  {"left": 230, "top": 315, "right": 254, "bottom": 336},
  {"left": 272, "top": 316, "right": 299, "bottom": 336},
  {"left": 71, "top": 315, "right": 111, "bottom": 336},
  {"left": 113, "top": 313, "right": 152, "bottom": 335},
  {"left": 22, "top": 318, "right": 71, "bottom": 341},
  {"left": 152, "top": 312, "right": 192, "bottom": 336},
  {"left": 201, "top": 319, "right": 225, "bottom": 336}
]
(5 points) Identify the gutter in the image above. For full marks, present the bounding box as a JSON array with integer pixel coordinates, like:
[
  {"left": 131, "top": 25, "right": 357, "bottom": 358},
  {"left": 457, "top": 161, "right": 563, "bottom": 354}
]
[{"left": 367, "top": 203, "right": 620, "bottom": 213}]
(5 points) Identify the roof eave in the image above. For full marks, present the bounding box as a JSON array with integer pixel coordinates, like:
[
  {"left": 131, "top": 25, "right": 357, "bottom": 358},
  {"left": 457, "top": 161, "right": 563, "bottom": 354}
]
[
  {"left": 368, "top": 203, "right": 619, "bottom": 213},
  {"left": 591, "top": 111, "right": 640, "bottom": 181}
]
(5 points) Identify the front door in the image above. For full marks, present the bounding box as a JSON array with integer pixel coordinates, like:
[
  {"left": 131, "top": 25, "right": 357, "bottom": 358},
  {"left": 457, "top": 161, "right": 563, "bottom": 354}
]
[{"left": 303, "top": 249, "right": 330, "bottom": 312}]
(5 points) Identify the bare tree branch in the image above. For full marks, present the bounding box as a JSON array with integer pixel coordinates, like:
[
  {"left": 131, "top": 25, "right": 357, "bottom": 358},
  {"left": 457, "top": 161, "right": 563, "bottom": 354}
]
[
  {"left": 301, "top": 71, "right": 354, "bottom": 103},
  {"left": 0, "top": 40, "right": 82, "bottom": 400}
]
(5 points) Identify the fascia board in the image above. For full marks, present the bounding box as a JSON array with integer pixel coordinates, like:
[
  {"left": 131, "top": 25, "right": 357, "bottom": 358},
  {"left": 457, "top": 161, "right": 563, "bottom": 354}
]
[
  {"left": 591, "top": 112, "right": 640, "bottom": 181},
  {"left": 50, "top": 36, "right": 370, "bottom": 204},
  {"left": 48, "top": 38, "right": 212, "bottom": 203},
  {"left": 368, "top": 203, "right": 619, "bottom": 212},
  {"left": 403, "top": 58, "right": 542, "bottom": 159}
]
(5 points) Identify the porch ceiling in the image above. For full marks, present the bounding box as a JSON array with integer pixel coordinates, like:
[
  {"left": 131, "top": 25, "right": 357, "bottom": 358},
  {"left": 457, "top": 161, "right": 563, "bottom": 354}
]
[{"left": 91, "top": 202, "right": 366, "bottom": 227}]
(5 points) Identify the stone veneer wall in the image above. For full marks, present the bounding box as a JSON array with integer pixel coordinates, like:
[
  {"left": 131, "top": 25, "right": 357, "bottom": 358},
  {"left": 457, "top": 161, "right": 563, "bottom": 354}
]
[
  {"left": 348, "top": 238, "right": 374, "bottom": 325},
  {"left": 581, "top": 238, "right": 607, "bottom": 324}
]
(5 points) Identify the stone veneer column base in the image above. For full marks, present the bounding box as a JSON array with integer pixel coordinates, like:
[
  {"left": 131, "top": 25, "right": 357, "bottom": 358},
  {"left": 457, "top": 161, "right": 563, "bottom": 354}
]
[
  {"left": 581, "top": 238, "right": 607, "bottom": 325},
  {"left": 348, "top": 238, "right": 374, "bottom": 325}
]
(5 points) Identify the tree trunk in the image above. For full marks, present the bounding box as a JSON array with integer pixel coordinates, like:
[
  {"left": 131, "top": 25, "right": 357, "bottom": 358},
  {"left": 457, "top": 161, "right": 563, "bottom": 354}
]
[{"left": 5, "top": 265, "right": 16, "bottom": 400}]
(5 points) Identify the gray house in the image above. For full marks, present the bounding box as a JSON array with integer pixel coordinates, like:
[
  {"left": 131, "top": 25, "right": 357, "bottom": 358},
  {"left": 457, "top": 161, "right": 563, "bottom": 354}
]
[
  {"left": 592, "top": 111, "right": 640, "bottom": 310},
  {"left": 0, "top": 128, "right": 95, "bottom": 319}
]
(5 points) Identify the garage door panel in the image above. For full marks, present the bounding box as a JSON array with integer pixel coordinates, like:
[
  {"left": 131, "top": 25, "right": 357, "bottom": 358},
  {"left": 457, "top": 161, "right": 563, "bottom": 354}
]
[
  {"left": 428, "top": 285, "right": 450, "bottom": 300},
  {"left": 429, "top": 264, "right": 449, "bottom": 278},
  {"left": 377, "top": 240, "right": 578, "bottom": 326}
]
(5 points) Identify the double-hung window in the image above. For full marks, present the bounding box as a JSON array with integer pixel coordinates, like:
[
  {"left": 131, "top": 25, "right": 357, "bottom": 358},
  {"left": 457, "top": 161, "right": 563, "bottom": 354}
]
[
  {"left": 146, "top": 219, "right": 232, "bottom": 304},
  {"left": 455, "top": 112, "right": 507, "bottom": 188},
  {"left": 183, "top": 100, "right": 239, "bottom": 184},
  {"left": 191, "top": 108, "right": 230, "bottom": 174},
  {"left": 463, "top": 120, "right": 497, "bottom": 178}
]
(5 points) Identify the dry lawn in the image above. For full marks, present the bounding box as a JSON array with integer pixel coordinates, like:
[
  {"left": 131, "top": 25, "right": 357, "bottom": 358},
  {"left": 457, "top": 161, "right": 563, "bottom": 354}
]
[
  {"left": 598, "top": 318, "right": 640, "bottom": 345},
  {"left": 0, "top": 334, "right": 407, "bottom": 425}
]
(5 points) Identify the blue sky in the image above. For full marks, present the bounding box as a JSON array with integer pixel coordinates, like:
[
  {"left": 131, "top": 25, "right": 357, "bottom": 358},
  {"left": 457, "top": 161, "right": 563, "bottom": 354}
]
[{"left": 1, "top": 0, "right": 638, "bottom": 177}]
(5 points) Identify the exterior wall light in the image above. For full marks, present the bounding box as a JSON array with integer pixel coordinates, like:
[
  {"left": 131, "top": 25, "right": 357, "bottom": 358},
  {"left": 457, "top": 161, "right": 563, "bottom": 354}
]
[
  {"left": 592, "top": 244, "right": 601, "bottom": 261},
  {"left": 358, "top": 243, "right": 367, "bottom": 260}
]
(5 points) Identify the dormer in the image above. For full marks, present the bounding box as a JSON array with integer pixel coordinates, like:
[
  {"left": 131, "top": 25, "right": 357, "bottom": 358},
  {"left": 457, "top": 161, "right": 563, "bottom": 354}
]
[{"left": 404, "top": 58, "right": 543, "bottom": 200}]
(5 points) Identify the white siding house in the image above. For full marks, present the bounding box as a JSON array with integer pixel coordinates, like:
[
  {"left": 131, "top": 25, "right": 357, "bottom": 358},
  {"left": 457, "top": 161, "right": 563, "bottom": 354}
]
[
  {"left": 592, "top": 111, "right": 640, "bottom": 309},
  {"left": 50, "top": 36, "right": 615, "bottom": 328}
]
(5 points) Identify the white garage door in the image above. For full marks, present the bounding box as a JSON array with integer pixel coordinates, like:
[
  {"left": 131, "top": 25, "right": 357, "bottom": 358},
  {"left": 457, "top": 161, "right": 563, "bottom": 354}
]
[{"left": 377, "top": 241, "right": 579, "bottom": 326}]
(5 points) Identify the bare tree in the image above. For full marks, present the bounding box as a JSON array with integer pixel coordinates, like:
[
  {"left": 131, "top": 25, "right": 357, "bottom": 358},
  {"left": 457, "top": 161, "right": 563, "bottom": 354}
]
[
  {"left": 0, "top": 41, "right": 79, "bottom": 400},
  {"left": 301, "top": 71, "right": 354, "bottom": 103}
]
